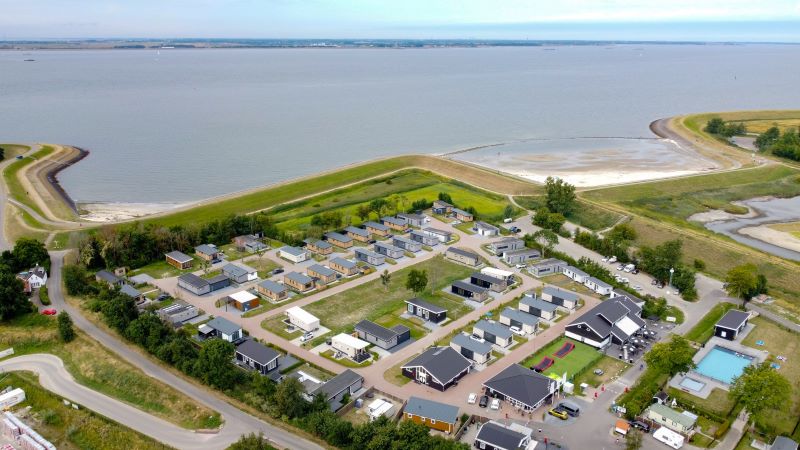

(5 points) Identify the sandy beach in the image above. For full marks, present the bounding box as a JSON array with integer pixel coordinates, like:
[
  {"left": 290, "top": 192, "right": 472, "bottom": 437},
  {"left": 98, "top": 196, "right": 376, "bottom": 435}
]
[
  {"left": 739, "top": 225, "right": 800, "bottom": 253},
  {"left": 79, "top": 202, "right": 185, "bottom": 222}
]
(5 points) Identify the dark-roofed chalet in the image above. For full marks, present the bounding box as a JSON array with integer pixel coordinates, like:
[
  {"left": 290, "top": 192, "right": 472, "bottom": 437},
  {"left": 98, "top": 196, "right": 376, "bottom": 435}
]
[
  {"left": 120, "top": 284, "right": 143, "bottom": 301},
  {"left": 446, "top": 247, "right": 481, "bottom": 267},
  {"left": 178, "top": 273, "right": 211, "bottom": 295},
  {"left": 200, "top": 317, "right": 243, "bottom": 343},
  {"left": 354, "top": 319, "right": 410, "bottom": 350},
  {"left": 381, "top": 216, "right": 407, "bottom": 231},
  {"left": 611, "top": 288, "right": 646, "bottom": 309},
  {"left": 363, "top": 221, "right": 390, "bottom": 237},
  {"left": 451, "top": 280, "right": 489, "bottom": 302},
  {"left": 473, "top": 319, "right": 514, "bottom": 347},
  {"left": 206, "top": 274, "right": 231, "bottom": 292},
  {"left": 714, "top": 309, "right": 750, "bottom": 341},
  {"left": 565, "top": 296, "right": 644, "bottom": 348},
  {"left": 519, "top": 294, "right": 558, "bottom": 320},
  {"left": 410, "top": 230, "right": 440, "bottom": 246},
  {"left": 397, "top": 213, "right": 426, "bottom": 228},
  {"left": 405, "top": 298, "right": 447, "bottom": 323},
  {"left": 95, "top": 269, "right": 123, "bottom": 287},
  {"left": 452, "top": 207, "right": 473, "bottom": 222},
  {"left": 488, "top": 237, "right": 526, "bottom": 254},
  {"left": 404, "top": 396, "right": 459, "bottom": 434},
  {"left": 502, "top": 248, "right": 541, "bottom": 265},
  {"left": 528, "top": 258, "right": 568, "bottom": 277},
  {"left": 307, "top": 264, "right": 337, "bottom": 284},
  {"left": 165, "top": 251, "right": 193, "bottom": 270},
  {"left": 345, "top": 226, "right": 370, "bottom": 242},
  {"left": 325, "top": 232, "right": 353, "bottom": 248},
  {"left": 421, "top": 227, "right": 452, "bottom": 243},
  {"left": 392, "top": 235, "right": 422, "bottom": 252},
  {"left": 329, "top": 257, "right": 358, "bottom": 276},
  {"left": 309, "top": 369, "right": 364, "bottom": 411},
  {"left": 195, "top": 244, "right": 220, "bottom": 262},
  {"left": 235, "top": 339, "right": 280, "bottom": 375},
  {"left": 540, "top": 286, "right": 579, "bottom": 310},
  {"left": 222, "top": 263, "right": 257, "bottom": 283},
  {"left": 499, "top": 307, "right": 539, "bottom": 335},
  {"left": 374, "top": 241, "right": 404, "bottom": 259},
  {"left": 431, "top": 200, "right": 453, "bottom": 215},
  {"left": 471, "top": 272, "right": 508, "bottom": 292},
  {"left": 305, "top": 239, "right": 333, "bottom": 255},
  {"left": 354, "top": 247, "right": 385, "bottom": 266},
  {"left": 256, "top": 279, "right": 288, "bottom": 301},
  {"left": 475, "top": 420, "right": 534, "bottom": 450},
  {"left": 284, "top": 271, "right": 315, "bottom": 292},
  {"left": 401, "top": 346, "right": 471, "bottom": 391},
  {"left": 450, "top": 333, "right": 492, "bottom": 364},
  {"left": 483, "top": 364, "right": 558, "bottom": 411}
]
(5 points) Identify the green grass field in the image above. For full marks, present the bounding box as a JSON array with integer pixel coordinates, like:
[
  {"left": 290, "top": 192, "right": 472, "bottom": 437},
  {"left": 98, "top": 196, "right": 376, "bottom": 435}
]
[
  {"left": 129, "top": 257, "right": 201, "bottom": 279},
  {"left": 514, "top": 196, "right": 625, "bottom": 231},
  {"left": 519, "top": 337, "right": 602, "bottom": 380},
  {"left": 3, "top": 145, "right": 55, "bottom": 218},
  {"left": 0, "top": 313, "right": 220, "bottom": 430},
  {"left": 297, "top": 256, "right": 473, "bottom": 335},
  {"left": 0, "top": 143, "right": 31, "bottom": 159},
  {"left": 1, "top": 371, "right": 171, "bottom": 450},
  {"left": 684, "top": 302, "right": 738, "bottom": 343}
]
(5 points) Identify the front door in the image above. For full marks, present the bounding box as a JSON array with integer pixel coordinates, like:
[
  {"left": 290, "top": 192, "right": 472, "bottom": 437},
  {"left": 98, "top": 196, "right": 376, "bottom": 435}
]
[{"left": 417, "top": 369, "right": 427, "bottom": 384}]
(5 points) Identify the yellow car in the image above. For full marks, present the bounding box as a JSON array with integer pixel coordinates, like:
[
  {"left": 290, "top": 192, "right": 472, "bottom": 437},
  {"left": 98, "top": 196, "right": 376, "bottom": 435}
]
[{"left": 548, "top": 407, "right": 569, "bottom": 420}]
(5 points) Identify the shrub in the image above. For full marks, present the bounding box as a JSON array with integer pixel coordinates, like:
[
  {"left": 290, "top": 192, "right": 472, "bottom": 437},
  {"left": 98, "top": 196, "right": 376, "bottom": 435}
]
[{"left": 39, "top": 285, "right": 50, "bottom": 305}]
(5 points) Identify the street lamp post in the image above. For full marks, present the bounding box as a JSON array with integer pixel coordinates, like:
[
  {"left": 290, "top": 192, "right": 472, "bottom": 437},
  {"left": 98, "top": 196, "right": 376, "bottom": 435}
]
[{"left": 669, "top": 267, "right": 675, "bottom": 290}]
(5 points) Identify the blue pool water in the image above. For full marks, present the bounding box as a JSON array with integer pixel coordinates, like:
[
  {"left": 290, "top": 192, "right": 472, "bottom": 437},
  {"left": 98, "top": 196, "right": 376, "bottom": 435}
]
[
  {"left": 695, "top": 346, "right": 753, "bottom": 384},
  {"left": 679, "top": 377, "right": 706, "bottom": 392}
]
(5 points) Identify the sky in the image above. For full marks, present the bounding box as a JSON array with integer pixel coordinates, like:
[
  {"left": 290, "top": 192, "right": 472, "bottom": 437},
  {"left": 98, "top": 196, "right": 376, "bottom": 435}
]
[{"left": 1, "top": 0, "right": 800, "bottom": 42}]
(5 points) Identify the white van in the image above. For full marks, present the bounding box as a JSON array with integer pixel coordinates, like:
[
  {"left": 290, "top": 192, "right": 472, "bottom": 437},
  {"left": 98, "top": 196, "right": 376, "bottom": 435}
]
[
  {"left": 624, "top": 264, "right": 635, "bottom": 273},
  {"left": 503, "top": 218, "right": 513, "bottom": 223}
]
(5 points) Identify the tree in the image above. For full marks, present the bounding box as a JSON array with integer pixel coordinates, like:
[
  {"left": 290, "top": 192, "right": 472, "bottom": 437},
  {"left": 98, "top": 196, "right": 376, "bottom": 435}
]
[
  {"left": 0, "top": 273, "right": 33, "bottom": 321},
  {"left": 405, "top": 269, "right": 428, "bottom": 295},
  {"left": 57, "top": 311, "right": 76, "bottom": 342},
  {"left": 193, "top": 338, "right": 237, "bottom": 388},
  {"left": 725, "top": 264, "right": 759, "bottom": 307},
  {"left": 544, "top": 176, "right": 576, "bottom": 215},
  {"left": 532, "top": 229, "right": 558, "bottom": 258},
  {"left": 437, "top": 192, "right": 453, "bottom": 204},
  {"left": 503, "top": 205, "right": 515, "bottom": 219},
  {"left": 380, "top": 269, "right": 391, "bottom": 292},
  {"left": 270, "top": 377, "right": 308, "bottom": 419},
  {"left": 755, "top": 126, "right": 780, "bottom": 151},
  {"left": 227, "top": 433, "right": 276, "bottom": 450},
  {"left": 100, "top": 293, "right": 139, "bottom": 332},
  {"left": 10, "top": 238, "right": 50, "bottom": 272},
  {"left": 705, "top": 117, "right": 725, "bottom": 134},
  {"left": 644, "top": 335, "right": 695, "bottom": 377},
  {"left": 729, "top": 362, "right": 791, "bottom": 426},
  {"left": 0, "top": 146, "right": 4, "bottom": 161},
  {"left": 625, "top": 428, "right": 643, "bottom": 450}
]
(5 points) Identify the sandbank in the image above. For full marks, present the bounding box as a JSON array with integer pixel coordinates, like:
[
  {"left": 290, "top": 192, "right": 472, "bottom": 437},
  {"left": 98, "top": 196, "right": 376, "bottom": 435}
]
[{"left": 738, "top": 226, "right": 800, "bottom": 254}]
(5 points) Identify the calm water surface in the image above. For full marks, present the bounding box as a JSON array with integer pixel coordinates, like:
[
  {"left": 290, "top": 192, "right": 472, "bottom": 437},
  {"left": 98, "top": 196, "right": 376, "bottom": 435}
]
[{"left": 1, "top": 45, "right": 799, "bottom": 204}]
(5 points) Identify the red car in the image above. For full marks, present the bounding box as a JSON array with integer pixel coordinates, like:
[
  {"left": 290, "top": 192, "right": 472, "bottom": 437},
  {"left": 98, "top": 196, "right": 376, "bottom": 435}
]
[{"left": 41, "top": 308, "right": 57, "bottom": 315}]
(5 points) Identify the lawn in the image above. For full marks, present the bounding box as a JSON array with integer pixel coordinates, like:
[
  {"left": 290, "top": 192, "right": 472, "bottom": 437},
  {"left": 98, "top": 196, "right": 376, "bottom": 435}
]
[
  {"left": 0, "top": 143, "right": 31, "bottom": 159},
  {"left": 0, "top": 313, "right": 220, "bottom": 430},
  {"left": 740, "top": 317, "right": 800, "bottom": 435},
  {"left": 683, "top": 110, "right": 800, "bottom": 135},
  {"left": 668, "top": 386, "right": 737, "bottom": 420},
  {"left": 3, "top": 145, "right": 55, "bottom": 218},
  {"left": 1, "top": 371, "right": 171, "bottom": 450},
  {"left": 574, "top": 356, "right": 630, "bottom": 388},
  {"left": 683, "top": 302, "right": 738, "bottom": 343},
  {"left": 298, "top": 255, "right": 474, "bottom": 335},
  {"left": 519, "top": 337, "right": 602, "bottom": 380},
  {"left": 129, "top": 258, "right": 200, "bottom": 279},
  {"left": 514, "top": 196, "right": 625, "bottom": 231},
  {"left": 540, "top": 273, "right": 597, "bottom": 297},
  {"left": 383, "top": 354, "right": 417, "bottom": 387}
]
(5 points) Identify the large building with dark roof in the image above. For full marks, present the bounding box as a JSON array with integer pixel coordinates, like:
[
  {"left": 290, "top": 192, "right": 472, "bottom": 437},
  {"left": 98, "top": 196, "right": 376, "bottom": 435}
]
[
  {"left": 405, "top": 298, "right": 447, "bottom": 323},
  {"left": 564, "top": 295, "right": 644, "bottom": 348},
  {"left": 474, "top": 421, "right": 536, "bottom": 450},
  {"left": 482, "top": 364, "right": 558, "bottom": 411},
  {"left": 308, "top": 369, "right": 364, "bottom": 411},
  {"left": 401, "top": 346, "right": 471, "bottom": 391},
  {"left": 235, "top": 339, "right": 280, "bottom": 375},
  {"left": 354, "top": 319, "right": 410, "bottom": 350},
  {"left": 714, "top": 309, "right": 751, "bottom": 341}
]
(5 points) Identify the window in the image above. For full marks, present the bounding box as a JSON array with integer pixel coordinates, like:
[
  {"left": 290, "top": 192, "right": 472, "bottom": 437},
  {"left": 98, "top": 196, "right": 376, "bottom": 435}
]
[
  {"left": 479, "top": 442, "right": 486, "bottom": 449},
  {"left": 430, "top": 419, "right": 436, "bottom": 424},
  {"left": 407, "top": 413, "right": 412, "bottom": 418}
]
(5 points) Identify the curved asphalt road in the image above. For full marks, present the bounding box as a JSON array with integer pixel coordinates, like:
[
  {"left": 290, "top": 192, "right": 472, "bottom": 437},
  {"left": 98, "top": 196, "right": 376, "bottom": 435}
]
[{"left": 41, "top": 251, "right": 323, "bottom": 450}]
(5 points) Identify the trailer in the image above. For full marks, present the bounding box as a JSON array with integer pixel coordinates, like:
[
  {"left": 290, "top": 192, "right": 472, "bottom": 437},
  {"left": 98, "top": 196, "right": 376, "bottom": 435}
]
[
  {"left": 653, "top": 427, "right": 684, "bottom": 449},
  {"left": 0, "top": 388, "right": 25, "bottom": 409}
]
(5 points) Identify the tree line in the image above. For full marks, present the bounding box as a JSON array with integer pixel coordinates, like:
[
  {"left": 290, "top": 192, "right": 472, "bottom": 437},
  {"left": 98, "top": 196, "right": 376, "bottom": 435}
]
[
  {"left": 704, "top": 117, "right": 747, "bottom": 138},
  {"left": 756, "top": 126, "right": 800, "bottom": 161},
  {"left": 65, "top": 265, "right": 467, "bottom": 450},
  {"left": 0, "top": 239, "right": 51, "bottom": 321}
]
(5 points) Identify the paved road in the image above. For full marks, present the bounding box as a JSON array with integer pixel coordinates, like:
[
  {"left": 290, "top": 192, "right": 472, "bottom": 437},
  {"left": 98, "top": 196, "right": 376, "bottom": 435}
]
[{"left": 46, "top": 251, "right": 324, "bottom": 450}]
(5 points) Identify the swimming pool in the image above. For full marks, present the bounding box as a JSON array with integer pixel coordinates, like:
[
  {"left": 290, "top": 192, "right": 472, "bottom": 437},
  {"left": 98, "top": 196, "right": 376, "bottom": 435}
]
[
  {"left": 695, "top": 346, "right": 753, "bottom": 384},
  {"left": 679, "top": 377, "right": 706, "bottom": 392}
]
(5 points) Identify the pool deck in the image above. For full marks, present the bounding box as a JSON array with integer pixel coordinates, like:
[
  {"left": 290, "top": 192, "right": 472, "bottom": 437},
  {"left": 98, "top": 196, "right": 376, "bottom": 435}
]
[{"left": 669, "top": 336, "right": 768, "bottom": 399}]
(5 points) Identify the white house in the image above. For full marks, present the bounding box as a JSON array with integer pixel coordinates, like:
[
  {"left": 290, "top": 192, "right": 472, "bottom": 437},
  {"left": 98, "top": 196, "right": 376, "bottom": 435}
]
[
  {"left": 331, "top": 333, "right": 370, "bottom": 362},
  {"left": 16, "top": 266, "right": 47, "bottom": 293},
  {"left": 473, "top": 221, "right": 500, "bottom": 237},
  {"left": 585, "top": 277, "right": 613, "bottom": 296},
  {"left": 278, "top": 246, "right": 309, "bottom": 263},
  {"left": 286, "top": 306, "right": 319, "bottom": 332},
  {"left": 563, "top": 265, "right": 590, "bottom": 284}
]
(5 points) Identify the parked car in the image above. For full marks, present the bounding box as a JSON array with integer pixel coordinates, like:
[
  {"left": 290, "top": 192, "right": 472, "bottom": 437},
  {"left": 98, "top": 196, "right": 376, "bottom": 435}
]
[
  {"left": 509, "top": 226, "right": 520, "bottom": 233},
  {"left": 651, "top": 279, "right": 659, "bottom": 286},
  {"left": 300, "top": 332, "right": 314, "bottom": 342},
  {"left": 479, "top": 395, "right": 489, "bottom": 408},
  {"left": 490, "top": 399, "right": 500, "bottom": 410},
  {"left": 41, "top": 308, "right": 57, "bottom": 315},
  {"left": 593, "top": 368, "right": 605, "bottom": 376},
  {"left": 156, "top": 293, "right": 171, "bottom": 301},
  {"left": 558, "top": 402, "right": 580, "bottom": 417},
  {"left": 633, "top": 285, "right": 642, "bottom": 291},
  {"left": 616, "top": 264, "right": 625, "bottom": 271},
  {"left": 509, "top": 326, "right": 524, "bottom": 336},
  {"left": 468, "top": 393, "right": 477, "bottom": 404},
  {"left": 631, "top": 269, "right": 640, "bottom": 274},
  {"left": 608, "top": 256, "right": 618, "bottom": 264},
  {"left": 630, "top": 420, "right": 651, "bottom": 433},
  {"left": 601, "top": 256, "right": 609, "bottom": 262},
  {"left": 548, "top": 407, "right": 569, "bottom": 420},
  {"left": 515, "top": 264, "right": 526, "bottom": 269},
  {"left": 272, "top": 268, "right": 284, "bottom": 275}
]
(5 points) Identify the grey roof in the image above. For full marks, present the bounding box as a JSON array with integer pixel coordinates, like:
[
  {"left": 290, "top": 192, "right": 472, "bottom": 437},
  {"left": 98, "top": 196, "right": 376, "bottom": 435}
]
[
  {"left": 474, "top": 221, "right": 499, "bottom": 231},
  {"left": 236, "top": 339, "right": 280, "bottom": 365},
  {"left": 285, "top": 271, "right": 314, "bottom": 285},
  {"left": 771, "top": 437, "right": 799, "bottom": 450},
  {"left": 452, "top": 280, "right": 488, "bottom": 294},
  {"left": 490, "top": 237, "right": 525, "bottom": 248},
  {"left": 363, "top": 221, "right": 389, "bottom": 231},
  {"left": 612, "top": 289, "right": 644, "bottom": 307},
  {"left": 381, "top": 216, "right": 406, "bottom": 226},
  {"left": 195, "top": 244, "right": 218, "bottom": 255},
  {"left": 96, "top": 270, "right": 120, "bottom": 283},
  {"left": 542, "top": 286, "right": 579, "bottom": 302},
  {"left": 647, "top": 403, "right": 697, "bottom": 429},
  {"left": 392, "top": 235, "right": 416, "bottom": 245},
  {"left": 531, "top": 258, "right": 567, "bottom": 268},
  {"left": 451, "top": 333, "right": 492, "bottom": 355},
  {"left": 474, "top": 319, "right": 513, "bottom": 340},
  {"left": 120, "top": 284, "right": 141, "bottom": 298},
  {"left": 258, "top": 279, "right": 287, "bottom": 294},
  {"left": 520, "top": 295, "right": 559, "bottom": 313},
  {"left": 178, "top": 273, "right": 209, "bottom": 288},
  {"left": 405, "top": 297, "right": 447, "bottom": 314},
  {"left": 564, "top": 265, "right": 590, "bottom": 278},
  {"left": 482, "top": 364, "right": 555, "bottom": 409},
  {"left": 716, "top": 309, "right": 750, "bottom": 330},
  {"left": 432, "top": 200, "right": 453, "bottom": 207},
  {"left": 410, "top": 230, "right": 435, "bottom": 239},
  {"left": 501, "top": 307, "right": 540, "bottom": 326},
  {"left": 308, "top": 239, "right": 333, "bottom": 249},
  {"left": 451, "top": 207, "right": 472, "bottom": 216},
  {"left": 587, "top": 277, "right": 612, "bottom": 289},
  {"left": 207, "top": 316, "right": 241, "bottom": 335},
  {"left": 447, "top": 247, "right": 480, "bottom": 260},
  {"left": 398, "top": 213, "right": 425, "bottom": 221},
  {"left": 404, "top": 397, "right": 459, "bottom": 424},
  {"left": 504, "top": 248, "right": 541, "bottom": 258},
  {"left": 307, "top": 264, "right": 336, "bottom": 278},
  {"left": 401, "top": 346, "right": 471, "bottom": 385},
  {"left": 325, "top": 232, "right": 352, "bottom": 243},
  {"left": 472, "top": 272, "right": 505, "bottom": 285},
  {"left": 159, "top": 303, "right": 197, "bottom": 317},
  {"left": 207, "top": 274, "right": 230, "bottom": 285},
  {"left": 166, "top": 251, "right": 192, "bottom": 263},
  {"left": 354, "top": 320, "right": 408, "bottom": 341},
  {"left": 423, "top": 227, "right": 452, "bottom": 236},
  {"left": 374, "top": 241, "right": 402, "bottom": 252},
  {"left": 330, "top": 257, "right": 357, "bottom": 269},
  {"left": 354, "top": 247, "right": 382, "bottom": 258},
  {"left": 222, "top": 263, "right": 248, "bottom": 278},
  {"left": 569, "top": 297, "right": 645, "bottom": 341},
  {"left": 310, "top": 369, "right": 363, "bottom": 400},
  {"left": 279, "top": 246, "right": 306, "bottom": 257},
  {"left": 476, "top": 421, "right": 529, "bottom": 450},
  {"left": 345, "top": 226, "right": 370, "bottom": 237}
]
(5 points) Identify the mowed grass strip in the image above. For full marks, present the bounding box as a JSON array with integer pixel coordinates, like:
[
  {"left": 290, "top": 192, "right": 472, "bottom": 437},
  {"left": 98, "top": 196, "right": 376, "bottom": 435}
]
[
  {"left": 684, "top": 302, "right": 738, "bottom": 343},
  {"left": 519, "top": 337, "right": 601, "bottom": 380},
  {"left": 515, "top": 196, "right": 624, "bottom": 231},
  {"left": 0, "top": 313, "right": 221, "bottom": 430},
  {"left": 741, "top": 317, "right": 800, "bottom": 435},
  {"left": 302, "top": 255, "right": 473, "bottom": 333},
  {"left": 3, "top": 145, "right": 55, "bottom": 217},
  {"left": 3, "top": 371, "right": 171, "bottom": 450}
]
